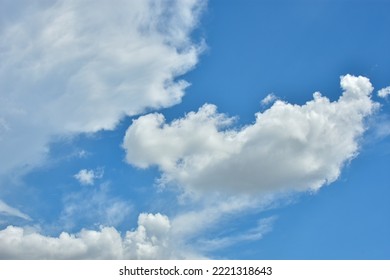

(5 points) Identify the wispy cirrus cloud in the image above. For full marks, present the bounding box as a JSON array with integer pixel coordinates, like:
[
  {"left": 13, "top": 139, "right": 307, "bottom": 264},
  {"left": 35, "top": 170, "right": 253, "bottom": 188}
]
[
  {"left": 197, "top": 216, "right": 277, "bottom": 252},
  {"left": 0, "top": 200, "right": 31, "bottom": 221},
  {"left": 59, "top": 183, "right": 131, "bottom": 231}
]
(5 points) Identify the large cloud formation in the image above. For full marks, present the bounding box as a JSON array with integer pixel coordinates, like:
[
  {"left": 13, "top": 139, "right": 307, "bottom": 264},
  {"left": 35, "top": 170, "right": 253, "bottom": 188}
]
[
  {"left": 0, "top": 0, "right": 204, "bottom": 176},
  {"left": 124, "top": 75, "right": 377, "bottom": 194},
  {"left": 0, "top": 213, "right": 201, "bottom": 259}
]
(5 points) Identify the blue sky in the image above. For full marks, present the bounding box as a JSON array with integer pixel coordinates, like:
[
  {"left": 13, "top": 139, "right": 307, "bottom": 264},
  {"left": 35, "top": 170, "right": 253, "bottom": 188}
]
[{"left": 0, "top": 0, "right": 389, "bottom": 259}]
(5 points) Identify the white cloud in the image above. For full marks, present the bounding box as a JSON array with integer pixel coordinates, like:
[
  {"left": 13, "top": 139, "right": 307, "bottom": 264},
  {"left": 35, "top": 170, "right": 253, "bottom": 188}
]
[
  {"left": 123, "top": 75, "right": 377, "bottom": 195},
  {"left": 378, "top": 86, "right": 390, "bottom": 98},
  {"left": 0, "top": 213, "right": 201, "bottom": 259},
  {"left": 74, "top": 168, "right": 103, "bottom": 186},
  {"left": 0, "top": 200, "right": 31, "bottom": 221},
  {"left": 124, "top": 213, "right": 175, "bottom": 259},
  {"left": 261, "top": 93, "right": 277, "bottom": 105},
  {"left": 0, "top": 0, "right": 205, "bottom": 176}
]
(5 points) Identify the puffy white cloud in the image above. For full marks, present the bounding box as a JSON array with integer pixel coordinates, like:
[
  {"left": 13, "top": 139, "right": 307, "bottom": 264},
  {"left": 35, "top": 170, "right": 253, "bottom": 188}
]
[
  {"left": 0, "top": 200, "right": 31, "bottom": 221},
  {"left": 123, "top": 75, "right": 377, "bottom": 195},
  {"left": 0, "top": 212, "right": 200, "bottom": 259},
  {"left": 378, "top": 86, "right": 390, "bottom": 98},
  {"left": 0, "top": 0, "right": 205, "bottom": 176},
  {"left": 74, "top": 168, "right": 103, "bottom": 186},
  {"left": 0, "top": 225, "right": 123, "bottom": 259}
]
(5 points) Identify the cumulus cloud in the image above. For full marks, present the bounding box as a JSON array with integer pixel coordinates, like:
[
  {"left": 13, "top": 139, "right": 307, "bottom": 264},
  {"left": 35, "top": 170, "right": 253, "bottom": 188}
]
[
  {"left": 74, "top": 168, "right": 103, "bottom": 186},
  {"left": 0, "top": 213, "right": 200, "bottom": 259},
  {"left": 0, "top": 0, "right": 205, "bottom": 176},
  {"left": 378, "top": 86, "right": 390, "bottom": 98},
  {"left": 123, "top": 75, "right": 377, "bottom": 195},
  {"left": 0, "top": 200, "right": 31, "bottom": 221}
]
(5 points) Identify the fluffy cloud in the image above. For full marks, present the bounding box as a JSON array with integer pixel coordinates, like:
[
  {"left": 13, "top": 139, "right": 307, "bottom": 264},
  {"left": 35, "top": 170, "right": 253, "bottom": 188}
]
[
  {"left": 0, "top": 0, "right": 205, "bottom": 176},
  {"left": 74, "top": 168, "right": 103, "bottom": 186},
  {"left": 124, "top": 213, "right": 174, "bottom": 259},
  {"left": 123, "top": 75, "right": 377, "bottom": 195},
  {"left": 378, "top": 86, "right": 390, "bottom": 98},
  {"left": 0, "top": 213, "right": 200, "bottom": 259}
]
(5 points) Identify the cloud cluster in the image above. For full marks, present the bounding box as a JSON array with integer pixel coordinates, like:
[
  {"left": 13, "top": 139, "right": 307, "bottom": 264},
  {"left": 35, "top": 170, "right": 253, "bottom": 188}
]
[
  {"left": 0, "top": 0, "right": 205, "bottom": 176},
  {"left": 124, "top": 75, "right": 377, "bottom": 195},
  {"left": 0, "top": 213, "right": 198, "bottom": 259}
]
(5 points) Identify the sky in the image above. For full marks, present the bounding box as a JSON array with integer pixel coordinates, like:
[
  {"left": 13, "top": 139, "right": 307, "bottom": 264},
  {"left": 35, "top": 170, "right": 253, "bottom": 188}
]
[{"left": 0, "top": 0, "right": 389, "bottom": 259}]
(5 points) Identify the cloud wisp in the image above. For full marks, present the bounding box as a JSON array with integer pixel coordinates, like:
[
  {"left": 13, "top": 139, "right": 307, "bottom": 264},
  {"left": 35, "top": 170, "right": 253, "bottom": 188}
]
[{"left": 0, "top": 200, "right": 31, "bottom": 221}]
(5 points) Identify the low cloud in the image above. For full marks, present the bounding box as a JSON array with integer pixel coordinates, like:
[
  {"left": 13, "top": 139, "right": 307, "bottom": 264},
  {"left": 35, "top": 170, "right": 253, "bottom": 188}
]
[
  {"left": 0, "top": 213, "right": 201, "bottom": 259},
  {"left": 123, "top": 75, "right": 377, "bottom": 195}
]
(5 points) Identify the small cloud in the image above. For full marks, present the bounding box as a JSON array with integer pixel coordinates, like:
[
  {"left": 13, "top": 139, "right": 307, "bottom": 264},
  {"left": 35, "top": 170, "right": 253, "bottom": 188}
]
[
  {"left": 378, "top": 86, "right": 390, "bottom": 98},
  {"left": 77, "top": 150, "right": 88, "bottom": 158},
  {"left": 261, "top": 93, "right": 277, "bottom": 105},
  {"left": 74, "top": 168, "right": 103, "bottom": 186}
]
